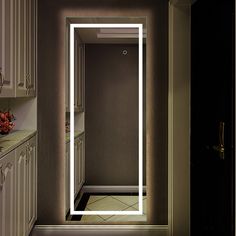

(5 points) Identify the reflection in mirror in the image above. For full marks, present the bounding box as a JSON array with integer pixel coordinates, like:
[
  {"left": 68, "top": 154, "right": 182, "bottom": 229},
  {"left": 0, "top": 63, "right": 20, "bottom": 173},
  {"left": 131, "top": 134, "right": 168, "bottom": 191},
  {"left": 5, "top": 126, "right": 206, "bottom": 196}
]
[{"left": 65, "top": 18, "right": 146, "bottom": 223}]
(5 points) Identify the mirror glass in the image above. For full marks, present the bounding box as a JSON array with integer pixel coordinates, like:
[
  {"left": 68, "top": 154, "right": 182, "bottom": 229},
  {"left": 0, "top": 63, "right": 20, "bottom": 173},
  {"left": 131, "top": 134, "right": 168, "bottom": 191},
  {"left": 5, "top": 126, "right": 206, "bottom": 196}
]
[{"left": 65, "top": 17, "right": 146, "bottom": 223}]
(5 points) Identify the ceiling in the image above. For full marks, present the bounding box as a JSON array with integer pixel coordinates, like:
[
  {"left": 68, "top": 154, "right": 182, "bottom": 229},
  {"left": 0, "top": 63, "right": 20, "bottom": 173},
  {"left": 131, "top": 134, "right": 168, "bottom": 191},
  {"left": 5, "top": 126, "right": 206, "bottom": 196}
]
[{"left": 68, "top": 17, "right": 146, "bottom": 44}]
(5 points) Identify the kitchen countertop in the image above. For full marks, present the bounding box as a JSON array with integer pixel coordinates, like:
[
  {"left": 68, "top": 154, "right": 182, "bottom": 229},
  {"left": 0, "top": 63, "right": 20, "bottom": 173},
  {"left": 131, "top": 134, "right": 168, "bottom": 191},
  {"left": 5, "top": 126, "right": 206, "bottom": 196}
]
[
  {"left": 0, "top": 130, "right": 37, "bottom": 159},
  {"left": 65, "top": 130, "right": 84, "bottom": 143}
]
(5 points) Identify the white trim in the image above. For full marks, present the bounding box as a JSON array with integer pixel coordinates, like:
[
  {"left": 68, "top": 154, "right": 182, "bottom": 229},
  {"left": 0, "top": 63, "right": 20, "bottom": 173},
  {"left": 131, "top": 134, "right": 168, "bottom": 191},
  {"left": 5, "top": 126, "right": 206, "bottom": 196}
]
[
  {"left": 168, "top": 3, "right": 174, "bottom": 236},
  {"left": 69, "top": 23, "right": 143, "bottom": 216},
  {"left": 32, "top": 225, "right": 169, "bottom": 236},
  {"left": 83, "top": 185, "right": 147, "bottom": 193},
  {"left": 168, "top": 2, "right": 191, "bottom": 236},
  {"left": 235, "top": 0, "right": 236, "bottom": 232},
  {"left": 69, "top": 23, "right": 75, "bottom": 213},
  {"left": 34, "top": 225, "right": 168, "bottom": 230}
]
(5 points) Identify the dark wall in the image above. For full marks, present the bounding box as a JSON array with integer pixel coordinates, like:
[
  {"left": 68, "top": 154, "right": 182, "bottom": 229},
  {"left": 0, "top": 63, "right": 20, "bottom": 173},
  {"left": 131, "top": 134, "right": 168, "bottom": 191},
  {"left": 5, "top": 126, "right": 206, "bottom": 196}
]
[
  {"left": 38, "top": 0, "right": 168, "bottom": 224},
  {"left": 85, "top": 44, "right": 145, "bottom": 185}
]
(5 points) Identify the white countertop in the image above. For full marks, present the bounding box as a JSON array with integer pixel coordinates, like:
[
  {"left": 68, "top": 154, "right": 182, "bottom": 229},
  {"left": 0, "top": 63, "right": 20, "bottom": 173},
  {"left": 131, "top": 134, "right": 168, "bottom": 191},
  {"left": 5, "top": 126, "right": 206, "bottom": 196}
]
[
  {"left": 0, "top": 130, "right": 37, "bottom": 159},
  {"left": 65, "top": 130, "right": 84, "bottom": 143}
]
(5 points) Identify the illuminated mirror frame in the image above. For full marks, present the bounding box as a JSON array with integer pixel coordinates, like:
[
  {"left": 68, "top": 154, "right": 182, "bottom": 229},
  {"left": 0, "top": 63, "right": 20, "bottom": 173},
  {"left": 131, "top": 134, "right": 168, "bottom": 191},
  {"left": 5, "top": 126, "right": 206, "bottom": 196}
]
[{"left": 70, "top": 23, "right": 143, "bottom": 215}]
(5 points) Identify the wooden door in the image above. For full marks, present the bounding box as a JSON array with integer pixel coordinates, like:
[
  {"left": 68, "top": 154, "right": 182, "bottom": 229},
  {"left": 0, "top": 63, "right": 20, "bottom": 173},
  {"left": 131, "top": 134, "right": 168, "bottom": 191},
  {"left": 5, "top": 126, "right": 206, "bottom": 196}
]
[{"left": 191, "top": 1, "right": 235, "bottom": 235}]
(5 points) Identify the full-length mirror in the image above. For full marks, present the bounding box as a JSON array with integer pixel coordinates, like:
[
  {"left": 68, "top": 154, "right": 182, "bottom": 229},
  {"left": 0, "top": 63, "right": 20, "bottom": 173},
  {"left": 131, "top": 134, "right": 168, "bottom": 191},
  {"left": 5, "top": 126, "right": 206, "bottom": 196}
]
[{"left": 65, "top": 17, "right": 146, "bottom": 223}]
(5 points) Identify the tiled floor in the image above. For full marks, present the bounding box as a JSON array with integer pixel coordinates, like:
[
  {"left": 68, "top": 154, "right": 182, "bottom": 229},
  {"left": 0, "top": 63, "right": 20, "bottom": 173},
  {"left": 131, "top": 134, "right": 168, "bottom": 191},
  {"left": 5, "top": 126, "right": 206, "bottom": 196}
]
[{"left": 79, "top": 195, "right": 147, "bottom": 222}]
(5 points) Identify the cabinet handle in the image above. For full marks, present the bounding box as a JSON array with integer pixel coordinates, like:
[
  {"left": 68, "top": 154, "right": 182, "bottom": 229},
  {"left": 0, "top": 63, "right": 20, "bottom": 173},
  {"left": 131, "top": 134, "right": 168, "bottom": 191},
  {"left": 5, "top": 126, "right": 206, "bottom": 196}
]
[
  {"left": 26, "top": 75, "right": 29, "bottom": 95},
  {"left": 0, "top": 166, "right": 6, "bottom": 188},
  {"left": 26, "top": 74, "right": 29, "bottom": 89},
  {"left": 0, "top": 68, "right": 4, "bottom": 93},
  {"left": 26, "top": 74, "right": 31, "bottom": 95}
]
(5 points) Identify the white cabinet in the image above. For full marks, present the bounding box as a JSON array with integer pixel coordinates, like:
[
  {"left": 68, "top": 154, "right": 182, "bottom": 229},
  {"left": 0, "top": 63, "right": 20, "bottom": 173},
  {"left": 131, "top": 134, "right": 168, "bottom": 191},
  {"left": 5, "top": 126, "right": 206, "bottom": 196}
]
[
  {"left": 74, "top": 134, "right": 85, "bottom": 197},
  {"left": 0, "top": 135, "right": 37, "bottom": 236},
  {"left": 16, "top": 0, "right": 36, "bottom": 97},
  {"left": 0, "top": 150, "right": 16, "bottom": 236},
  {"left": 0, "top": 0, "right": 16, "bottom": 97},
  {"left": 16, "top": 135, "right": 37, "bottom": 236},
  {"left": 26, "top": 136, "right": 37, "bottom": 233},
  {"left": 65, "top": 133, "right": 85, "bottom": 215},
  {"left": 74, "top": 33, "right": 85, "bottom": 112},
  {"left": 0, "top": 0, "right": 36, "bottom": 97},
  {"left": 15, "top": 142, "right": 28, "bottom": 236},
  {"left": 77, "top": 43, "right": 85, "bottom": 112},
  {"left": 66, "top": 29, "right": 85, "bottom": 112},
  {"left": 26, "top": 0, "right": 36, "bottom": 97}
]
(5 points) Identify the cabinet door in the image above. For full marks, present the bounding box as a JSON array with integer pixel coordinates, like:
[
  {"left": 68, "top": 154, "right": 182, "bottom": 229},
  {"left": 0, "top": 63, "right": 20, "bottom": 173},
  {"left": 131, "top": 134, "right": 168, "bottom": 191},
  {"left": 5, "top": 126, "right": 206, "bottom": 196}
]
[
  {"left": 65, "top": 142, "right": 70, "bottom": 214},
  {"left": 27, "top": 136, "right": 37, "bottom": 233},
  {"left": 16, "top": 0, "right": 27, "bottom": 97},
  {"left": 78, "top": 134, "right": 85, "bottom": 188},
  {"left": 27, "top": 0, "right": 36, "bottom": 96},
  {"left": 74, "top": 138, "right": 80, "bottom": 197},
  {"left": 0, "top": 151, "right": 15, "bottom": 236},
  {"left": 77, "top": 44, "right": 85, "bottom": 112},
  {"left": 16, "top": 0, "right": 36, "bottom": 97},
  {"left": 0, "top": 0, "right": 15, "bottom": 97},
  {"left": 75, "top": 135, "right": 85, "bottom": 196},
  {"left": 15, "top": 144, "right": 27, "bottom": 236},
  {"left": 74, "top": 33, "right": 84, "bottom": 112}
]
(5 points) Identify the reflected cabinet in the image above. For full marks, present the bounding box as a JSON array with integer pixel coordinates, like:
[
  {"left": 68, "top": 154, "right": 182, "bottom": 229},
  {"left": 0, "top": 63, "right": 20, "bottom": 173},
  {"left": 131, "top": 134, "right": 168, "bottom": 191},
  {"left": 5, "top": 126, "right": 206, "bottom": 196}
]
[
  {"left": 65, "top": 133, "right": 85, "bottom": 216},
  {"left": 66, "top": 28, "right": 85, "bottom": 112}
]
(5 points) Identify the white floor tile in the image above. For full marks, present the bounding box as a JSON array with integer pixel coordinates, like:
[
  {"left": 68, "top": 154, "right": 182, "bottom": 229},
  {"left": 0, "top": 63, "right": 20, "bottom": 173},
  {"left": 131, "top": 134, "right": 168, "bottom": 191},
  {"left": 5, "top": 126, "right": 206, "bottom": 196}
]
[{"left": 111, "top": 196, "right": 139, "bottom": 206}]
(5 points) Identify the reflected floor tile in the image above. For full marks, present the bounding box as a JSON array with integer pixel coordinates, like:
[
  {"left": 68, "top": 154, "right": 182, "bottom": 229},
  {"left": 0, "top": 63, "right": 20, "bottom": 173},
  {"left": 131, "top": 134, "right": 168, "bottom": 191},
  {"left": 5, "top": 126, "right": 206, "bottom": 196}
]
[
  {"left": 106, "top": 207, "right": 147, "bottom": 222},
  {"left": 87, "top": 196, "right": 107, "bottom": 205},
  {"left": 87, "top": 196, "right": 129, "bottom": 211},
  {"left": 77, "top": 195, "right": 147, "bottom": 222},
  {"left": 111, "top": 196, "right": 139, "bottom": 206},
  {"left": 132, "top": 198, "right": 147, "bottom": 214}
]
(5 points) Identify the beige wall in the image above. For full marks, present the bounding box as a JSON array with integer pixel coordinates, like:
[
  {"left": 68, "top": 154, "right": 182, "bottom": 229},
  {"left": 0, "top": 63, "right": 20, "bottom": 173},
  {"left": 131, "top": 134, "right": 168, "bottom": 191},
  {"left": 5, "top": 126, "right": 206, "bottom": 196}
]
[
  {"left": 168, "top": 2, "right": 191, "bottom": 236},
  {"left": 85, "top": 44, "right": 146, "bottom": 186},
  {"left": 38, "top": 0, "right": 168, "bottom": 224}
]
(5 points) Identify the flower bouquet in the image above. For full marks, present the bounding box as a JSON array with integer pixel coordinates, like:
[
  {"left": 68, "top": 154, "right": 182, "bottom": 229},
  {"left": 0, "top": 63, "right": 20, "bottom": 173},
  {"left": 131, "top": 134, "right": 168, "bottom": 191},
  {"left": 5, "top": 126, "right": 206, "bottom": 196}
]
[{"left": 0, "top": 110, "right": 15, "bottom": 135}]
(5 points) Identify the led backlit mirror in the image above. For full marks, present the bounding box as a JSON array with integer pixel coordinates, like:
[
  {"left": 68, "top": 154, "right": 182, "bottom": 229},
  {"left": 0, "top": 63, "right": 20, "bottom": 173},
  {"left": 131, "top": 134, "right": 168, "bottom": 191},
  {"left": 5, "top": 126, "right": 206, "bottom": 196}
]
[{"left": 65, "top": 17, "right": 146, "bottom": 222}]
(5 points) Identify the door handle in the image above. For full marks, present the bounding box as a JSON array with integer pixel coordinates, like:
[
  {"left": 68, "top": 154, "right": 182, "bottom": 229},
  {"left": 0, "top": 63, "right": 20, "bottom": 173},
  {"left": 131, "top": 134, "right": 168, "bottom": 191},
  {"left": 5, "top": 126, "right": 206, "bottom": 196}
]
[{"left": 213, "top": 121, "right": 225, "bottom": 160}]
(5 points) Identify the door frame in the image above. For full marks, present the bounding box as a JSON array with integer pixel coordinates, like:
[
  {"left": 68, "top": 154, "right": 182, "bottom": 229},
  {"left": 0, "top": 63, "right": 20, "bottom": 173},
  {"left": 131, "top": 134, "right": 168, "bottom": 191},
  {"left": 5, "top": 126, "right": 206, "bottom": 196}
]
[{"left": 168, "top": 1, "right": 191, "bottom": 235}]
